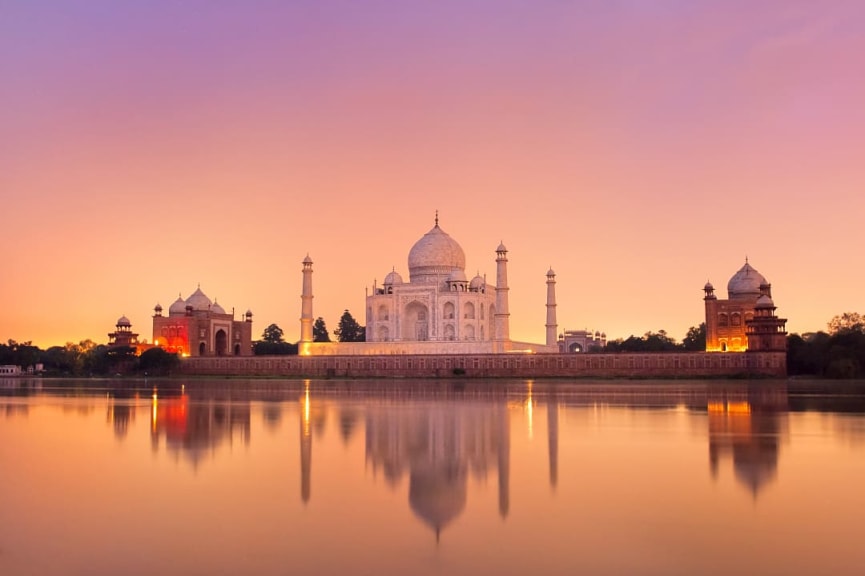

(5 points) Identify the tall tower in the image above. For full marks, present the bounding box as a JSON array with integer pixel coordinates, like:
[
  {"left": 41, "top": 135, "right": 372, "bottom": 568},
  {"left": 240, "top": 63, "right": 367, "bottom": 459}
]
[
  {"left": 545, "top": 268, "right": 557, "bottom": 347},
  {"left": 300, "top": 255, "right": 314, "bottom": 344},
  {"left": 495, "top": 242, "right": 510, "bottom": 343}
]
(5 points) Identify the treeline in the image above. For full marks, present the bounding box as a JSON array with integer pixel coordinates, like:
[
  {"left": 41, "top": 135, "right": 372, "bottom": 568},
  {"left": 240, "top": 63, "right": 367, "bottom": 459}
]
[
  {"left": 252, "top": 310, "right": 365, "bottom": 355},
  {"left": 787, "top": 313, "right": 865, "bottom": 378},
  {"left": 0, "top": 339, "right": 180, "bottom": 377},
  {"left": 603, "top": 325, "right": 706, "bottom": 353},
  {"left": 6, "top": 313, "right": 863, "bottom": 378}
]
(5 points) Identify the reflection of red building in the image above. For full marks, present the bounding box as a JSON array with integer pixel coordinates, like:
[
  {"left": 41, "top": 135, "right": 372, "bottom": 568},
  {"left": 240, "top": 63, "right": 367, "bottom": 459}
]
[
  {"left": 152, "top": 286, "right": 253, "bottom": 357},
  {"left": 707, "top": 383, "right": 788, "bottom": 498},
  {"left": 150, "top": 392, "right": 251, "bottom": 468}
]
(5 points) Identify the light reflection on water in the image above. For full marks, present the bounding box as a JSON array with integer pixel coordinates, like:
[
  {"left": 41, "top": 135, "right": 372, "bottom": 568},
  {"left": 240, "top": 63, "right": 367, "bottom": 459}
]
[{"left": 1, "top": 379, "right": 864, "bottom": 576}]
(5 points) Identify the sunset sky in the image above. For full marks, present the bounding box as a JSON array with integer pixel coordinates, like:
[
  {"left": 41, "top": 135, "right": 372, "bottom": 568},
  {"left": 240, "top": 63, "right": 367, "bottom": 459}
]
[{"left": 2, "top": 0, "right": 863, "bottom": 349}]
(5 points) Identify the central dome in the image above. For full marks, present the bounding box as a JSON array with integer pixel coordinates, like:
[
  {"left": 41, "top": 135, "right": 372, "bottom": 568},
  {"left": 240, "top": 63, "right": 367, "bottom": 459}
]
[
  {"left": 408, "top": 223, "right": 466, "bottom": 283},
  {"left": 727, "top": 261, "right": 767, "bottom": 299}
]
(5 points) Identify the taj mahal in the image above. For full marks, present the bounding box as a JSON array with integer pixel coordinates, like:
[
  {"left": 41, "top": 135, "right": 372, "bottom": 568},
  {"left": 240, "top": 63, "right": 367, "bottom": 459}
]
[{"left": 298, "top": 215, "right": 559, "bottom": 356}]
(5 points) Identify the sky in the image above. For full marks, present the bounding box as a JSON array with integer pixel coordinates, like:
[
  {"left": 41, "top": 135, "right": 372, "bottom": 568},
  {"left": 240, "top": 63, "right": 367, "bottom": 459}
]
[{"left": 2, "top": 0, "right": 864, "bottom": 349}]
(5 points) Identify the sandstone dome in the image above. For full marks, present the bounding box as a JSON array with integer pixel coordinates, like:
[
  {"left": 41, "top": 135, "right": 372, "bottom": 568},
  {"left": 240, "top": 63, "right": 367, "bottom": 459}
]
[
  {"left": 408, "top": 223, "right": 466, "bottom": 283},
  {"left": 116, "top": 315, "right": 131, "bottom": 327},
  {"left": 727, "top": 261, "right": 767, "bottom": 299}
]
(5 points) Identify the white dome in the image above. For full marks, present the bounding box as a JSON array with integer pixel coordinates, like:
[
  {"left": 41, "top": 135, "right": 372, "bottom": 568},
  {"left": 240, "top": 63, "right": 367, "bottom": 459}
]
[
  {"left": 117, "top": 315, "right": 131, "bottom": 327},
  {"left": 727, "top": 261, "right": 767, "bottom": 299},
  {"left": 168, "top": 296, "right": 187, "bottom": 315},
  {"left": 185, "top": 286, "right": 212, "bottom": 310},
  {"left": 408, "top": 223, "right": 466, "bottom": 283},
  {"left": 448, "top": 269, "right": 467, "bottom": 282},
  {"left": 470, "top": 274, "right": 485, "bottom": 290},
  {"left": 384, "top": 270, "right": 404, "bottom": 285},
  {"left": 211, "top": 300, "right": 226, "bottom": 314}
]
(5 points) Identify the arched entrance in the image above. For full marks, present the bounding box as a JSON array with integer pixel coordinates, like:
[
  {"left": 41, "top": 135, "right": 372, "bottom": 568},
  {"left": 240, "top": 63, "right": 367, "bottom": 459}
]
[
  {"left": 215, "top": 329, "right": 227, "bottom": 356},
  {"left": 198, "top": 342, "right": 206, "bottom": 356},
  {"left": 234, "top": 343, "right": 241, "bottom": 355},
  {"left": 403, "top": 301, "right": 429, "bottom": 341},
  {"left": 568, "top": 342, "right": 583, "bottom": 353}
]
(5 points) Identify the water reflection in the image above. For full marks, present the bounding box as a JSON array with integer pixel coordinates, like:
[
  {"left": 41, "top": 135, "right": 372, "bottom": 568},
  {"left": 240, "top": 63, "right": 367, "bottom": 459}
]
[
  {"left": 3, "top": 379, "right": 865, "bottom": 576},
  {"left": 150, "top": 390, "right": 251, "bottom": 468},
  {"left": 707, "top": 383, "right": 788, "bottom": 497},
  {"left": 365, "top": 400, "right": 511, "bottom": 538}
]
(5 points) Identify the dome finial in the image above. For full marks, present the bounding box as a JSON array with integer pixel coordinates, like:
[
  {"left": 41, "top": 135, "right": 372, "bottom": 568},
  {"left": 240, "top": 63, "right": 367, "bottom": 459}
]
[{"left": 435, "top": 210, "right": 439, "bottom": 228}]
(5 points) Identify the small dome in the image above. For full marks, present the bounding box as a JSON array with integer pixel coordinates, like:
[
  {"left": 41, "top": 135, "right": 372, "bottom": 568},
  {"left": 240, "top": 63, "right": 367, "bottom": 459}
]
[
  {"left": 496, "top": 241, "right": 508, "bottom": 253},
  {"left": 384, "top": 269, "right": 404, "bottom": 285},
  {"left": 704, "top": 281, "right": 714, "bottom": 291},
  {"left": 168, "top": 295, "right": 186, "bottom": 315},
  {"left": 470, "top": 274, "right": 485, "bottom": 290},
  {"left": 755, "top": 294, "right": 774, "bottom": 308},
  {"left": 303, "top": 254, "right": 313, "bottom": 265},
  {"left": 448, "top": 269, "right": 467, "bottom": 282},
  {"left": 547, "top": 267, "right": 556, "bottom": 277},
  {"left": 117, "top": 315, "right": 131, "bottom": 327},
  {"left": 408, "top": 222, "right": 466, "bottom": 282},
  {"left": 185, "top": 286, "right": 212, "bottom": 310},
  {"left": 245, "top": 309, "right": 253, "bottom": 317},
  {"left": 727, "top": 261, "right": 767, "bottom": 299},
  {"left": 211, "top": 300, "right": 226, "bottom": 314}
]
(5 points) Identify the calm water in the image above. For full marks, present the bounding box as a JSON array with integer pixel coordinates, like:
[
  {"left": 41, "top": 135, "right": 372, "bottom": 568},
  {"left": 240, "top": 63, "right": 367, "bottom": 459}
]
[{"left": 2, "top": 378, "right": 864, "bottom": 576}]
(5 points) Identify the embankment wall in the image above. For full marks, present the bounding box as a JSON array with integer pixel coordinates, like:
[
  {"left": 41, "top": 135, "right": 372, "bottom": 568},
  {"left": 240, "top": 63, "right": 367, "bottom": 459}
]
[{"left": 179, "top": 351, "right": 786, "bottom": 379}]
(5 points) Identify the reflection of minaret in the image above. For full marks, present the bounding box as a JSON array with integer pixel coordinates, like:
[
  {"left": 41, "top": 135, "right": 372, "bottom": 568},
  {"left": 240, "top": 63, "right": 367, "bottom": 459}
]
[
  {"left": 300, "top": 382, "right": 312, "bottom": 504},
  {"left": 300, "top": 255, "right": 314, "bottom": 347},
  {"left": 545, "top": 268, "right": 557, "bottom": 347},
  {"left": 498, "top": 404, "right": 510, "bottom": 518},
  {"left": 548, "top": 395, "right": 558, "bottom": 490}
]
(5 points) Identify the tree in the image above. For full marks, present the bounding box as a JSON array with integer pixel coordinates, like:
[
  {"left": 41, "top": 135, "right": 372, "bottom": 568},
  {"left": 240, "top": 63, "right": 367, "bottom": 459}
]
[
  {"left": 261, "top": 323, "right": 285, "bottom": 343},
  {"left": 681, "top": 323, "right": 706, "bottom": 351},
  {"left": 313, "top": 317, "right": 331, "bottom": 342},
  {"left": 335, "top": 310, "right": 365, "bottom": 342},
  {"left": 828, "top": 312, "right": 865, "bottom": 335},
  {"left": 138, "top": 348, "right": 180, "bottom": 376},
  {"left": 253, "top": 323, "right": 296, "bottom": 355}
]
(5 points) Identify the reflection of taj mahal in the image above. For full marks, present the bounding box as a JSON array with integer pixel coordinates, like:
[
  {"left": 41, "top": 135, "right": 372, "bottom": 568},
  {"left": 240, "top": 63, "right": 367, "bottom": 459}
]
[{"left": 300, "top": 215, "right": 559, "bottom": 355}]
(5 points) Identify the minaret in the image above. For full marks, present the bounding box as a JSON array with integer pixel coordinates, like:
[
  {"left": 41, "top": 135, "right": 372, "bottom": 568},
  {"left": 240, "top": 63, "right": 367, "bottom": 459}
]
[
  {"left": 494, "top": 242, "right": 510, "bottom": 343},
  {"left": 300, "top": 255, "right": 314, "bottom": 344},
  {"left": 545, "top": 268, "right": 557, "bottom": 347}
]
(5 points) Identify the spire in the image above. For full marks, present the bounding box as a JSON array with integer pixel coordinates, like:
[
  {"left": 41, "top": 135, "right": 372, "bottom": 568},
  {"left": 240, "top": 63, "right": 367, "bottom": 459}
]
[{"left": 434, "top": 210, "right": 439, "bottom": 228}]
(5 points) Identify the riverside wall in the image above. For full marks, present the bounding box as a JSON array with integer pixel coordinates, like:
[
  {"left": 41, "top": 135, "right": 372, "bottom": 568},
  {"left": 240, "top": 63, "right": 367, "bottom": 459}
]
[{"left": 179, "top": 351, "right": 786, "bottom": 379}]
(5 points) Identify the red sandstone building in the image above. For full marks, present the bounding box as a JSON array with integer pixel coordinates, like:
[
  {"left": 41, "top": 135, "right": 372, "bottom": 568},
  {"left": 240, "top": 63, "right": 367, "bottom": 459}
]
[
  {"left": 704, "top": 260, "right": 786, "bottom": 353},
  {"left": 152, "top": 286, "right": 254, "bottom": 357}
]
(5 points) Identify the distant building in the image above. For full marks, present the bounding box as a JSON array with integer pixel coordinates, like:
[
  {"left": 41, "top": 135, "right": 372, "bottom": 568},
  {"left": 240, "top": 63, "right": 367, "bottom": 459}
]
[
  {"left": 704, "top": 260, "right": 787, "bottom": 352},
  {"left": 557, "top": 329, "right": 607, "bottom": 353},
  {"left": 152, "top": 286, "right": 254, "bottom": 357},
  {"left": 108, "top": 316, "right": 140, "bottom": 349}
]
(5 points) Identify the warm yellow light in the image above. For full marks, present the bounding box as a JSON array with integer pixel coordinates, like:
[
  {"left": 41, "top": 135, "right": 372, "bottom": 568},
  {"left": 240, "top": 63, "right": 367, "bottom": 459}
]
[
  {"left": 151, "top": 391, "right": 158, "bottom": 432},
  {"left": 726, "top": 401, "right": 751, "bottom": 414}
]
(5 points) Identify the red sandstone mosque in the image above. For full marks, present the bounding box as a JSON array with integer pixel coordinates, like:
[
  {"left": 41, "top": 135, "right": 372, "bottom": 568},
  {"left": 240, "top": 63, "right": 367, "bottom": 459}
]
[
  {"left": 150, "top": 286, "right": 254, "bottom": 357},
  {"left": 704, "top": 259, "right": 787, "bottom": 353}
]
